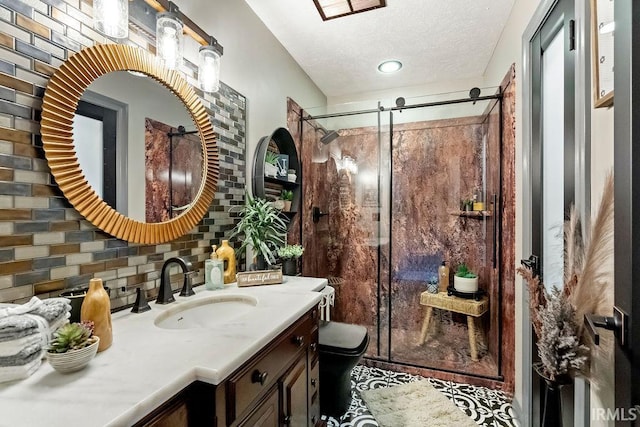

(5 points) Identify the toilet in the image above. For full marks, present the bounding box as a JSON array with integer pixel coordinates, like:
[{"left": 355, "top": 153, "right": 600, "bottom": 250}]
[{"left": 318, "top": 320, "right": 370, "bottom": 418}]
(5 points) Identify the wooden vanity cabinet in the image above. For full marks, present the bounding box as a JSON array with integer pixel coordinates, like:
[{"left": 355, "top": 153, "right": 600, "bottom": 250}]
[
  {"left": 134, "top": 382, "right": 217, "bottom": 427},
  {"left": 135, "top": 306, "right": 320, "bottom": 427}
]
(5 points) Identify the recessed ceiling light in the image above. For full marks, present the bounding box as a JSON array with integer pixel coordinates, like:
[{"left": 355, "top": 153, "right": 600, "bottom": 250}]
[{"left": 378, "top": 60, "right": 402, "bottom": 73}]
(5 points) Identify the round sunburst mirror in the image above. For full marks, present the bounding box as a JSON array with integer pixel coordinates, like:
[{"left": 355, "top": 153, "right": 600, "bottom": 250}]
[{"left": 41, "top": 44, "right": 219, "bottom": 244}]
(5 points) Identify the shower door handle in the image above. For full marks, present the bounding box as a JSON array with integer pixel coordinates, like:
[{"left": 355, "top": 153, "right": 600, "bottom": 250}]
[
  {"left": 492, "top": 194, "right": 498, "bottom": 268},
  {"left": 312, "top": 207, "right": 328, "bottom": 223}
]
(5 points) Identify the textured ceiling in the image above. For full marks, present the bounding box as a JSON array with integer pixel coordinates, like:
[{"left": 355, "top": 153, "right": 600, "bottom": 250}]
[{"left": 244, "top": 0, "right": 515, "bottom": 98}]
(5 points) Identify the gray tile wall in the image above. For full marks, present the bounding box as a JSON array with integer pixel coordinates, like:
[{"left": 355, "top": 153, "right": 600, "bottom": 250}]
[{"left": 0, "top": 0, "right": 246, "bottom": 310}]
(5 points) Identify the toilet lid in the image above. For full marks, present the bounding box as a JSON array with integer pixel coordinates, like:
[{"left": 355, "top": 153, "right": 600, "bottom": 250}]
[{"left": 318, "top": 321, "right": 369, "bottom": 355}]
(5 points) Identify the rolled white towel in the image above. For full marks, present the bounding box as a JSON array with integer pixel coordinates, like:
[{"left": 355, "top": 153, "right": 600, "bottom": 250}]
[
  {"left": 29, "top": 298, "right": 71, "bottom": 323},
  {"left": 0, "top": 334, "right": 41, "bottom": 358},
  {"left": 0, "top": 297, "right": 42, "bottom": 319},
  {"left": 0, "top": 315, "right": 39, "bottom": 342},
  {"left": 0, "top": 357, "right": 41, "bottom": 384},
  {"left": 0, "top": 343, "right": 42, "bottom": 367}
]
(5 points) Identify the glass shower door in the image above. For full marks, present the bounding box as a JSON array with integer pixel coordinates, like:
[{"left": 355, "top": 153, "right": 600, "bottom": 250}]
[
  {"left": 300, "top": 108, "right": 389, "bottom": 359},
  {"left": 387, "top": 99, "right": 502, "bottom": 379}
]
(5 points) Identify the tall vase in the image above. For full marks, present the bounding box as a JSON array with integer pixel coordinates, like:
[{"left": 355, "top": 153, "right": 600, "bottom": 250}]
[
  {"left": 534, "top": 363, "right": 572, "bottom": 427},
  {"left": 80, "top": 278, "right": 112, "bottom": 352},
  {"left": 216, "top": 240, "right": 236, "bottom": 284}
]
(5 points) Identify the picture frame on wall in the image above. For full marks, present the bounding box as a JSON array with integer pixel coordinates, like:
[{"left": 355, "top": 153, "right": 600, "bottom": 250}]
[
  {"left": 276, "top": 154, "right": 289, "bottom": 179},
  {"left": 591, "top": 0, "right": 614, "bottom": 108}
]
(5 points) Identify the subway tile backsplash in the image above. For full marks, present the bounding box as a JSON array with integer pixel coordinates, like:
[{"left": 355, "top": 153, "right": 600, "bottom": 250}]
[{"left": 0, "top": 0, "right": 246, "bottom": 308}]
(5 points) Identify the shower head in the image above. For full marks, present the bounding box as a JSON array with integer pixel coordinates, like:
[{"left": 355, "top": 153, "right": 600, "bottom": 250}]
[{"left": 320, "top": 129, "right": 340, "bottom": 145}]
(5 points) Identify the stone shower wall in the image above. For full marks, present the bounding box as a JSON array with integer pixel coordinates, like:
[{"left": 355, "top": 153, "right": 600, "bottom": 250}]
[
  {"left": 0, "top": 0, "right": 246, "bottom": 309},
  {"left": 290, "top": 66, "right": 516, "bottom": 392}
]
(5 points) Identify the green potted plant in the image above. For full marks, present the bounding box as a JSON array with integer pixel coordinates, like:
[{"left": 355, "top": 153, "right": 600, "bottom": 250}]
[
  {"left": 47, "top": 321, "right": 100, "bottom": 373},
  {"left": 231, "top": 192, "right": 289, "bottom": 270},
  {"left": 264, "top": 151, "right": 279, "bottom": 177},
  {"left": 453, "top": 263, "right": 478, "bottom": 292},
  {"left": 281, "top": 189, "right": 294, "bottom": 212},
  {"left": 278, "top": 244, "right": 305, "bottom": 276},
  {"left": 460, "top": 198, "right": 474, "bottom": 212}
]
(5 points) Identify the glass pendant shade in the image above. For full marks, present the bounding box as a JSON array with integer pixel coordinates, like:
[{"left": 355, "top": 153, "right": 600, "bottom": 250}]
[
  {"left": 198, "top": 46, "right": 221, "bottom": 93},
  {"left": 156, "top": 12, "right": 183, "bottom": 70},
  {"left": 93, "top": 0, "right": 128, "bottom": 38}
]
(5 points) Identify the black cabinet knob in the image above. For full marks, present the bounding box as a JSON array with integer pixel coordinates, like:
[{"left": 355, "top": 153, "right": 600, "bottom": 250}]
[
  {"left": 310, "top": 378, "right": 317, "bottom": 387},
  {"left": 293, "top": 335, "right": 304, "bottom": 347},
  {"left": 283, "top": 415, "right": 291, "bottom": 425},
  {"left": 251, "top": 370, "right": 268, "bottom": 385},
  {"left": 310, "top": 342, "right": 317, "bottom": 352}
]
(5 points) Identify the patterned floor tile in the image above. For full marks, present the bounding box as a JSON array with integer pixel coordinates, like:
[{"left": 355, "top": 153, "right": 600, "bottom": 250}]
[{"left": 322, "top": 365, "right": 519, "bottom": 427}]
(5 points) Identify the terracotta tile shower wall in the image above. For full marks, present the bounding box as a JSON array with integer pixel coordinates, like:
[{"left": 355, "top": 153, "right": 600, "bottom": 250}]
[
  {"left": 0, "top": 0, "right": 246, "bottom": 309},
  {"left": 144, "top": 119, "right": 203, "bottom": 223}
]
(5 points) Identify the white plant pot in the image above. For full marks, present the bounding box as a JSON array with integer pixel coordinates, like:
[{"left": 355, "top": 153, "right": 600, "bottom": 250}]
[
  {"left": 47, "top": 336, "right": 100, "bottom": 374},
  {"left": 454, "top": 276, "right": 478, "bottom": 293},
  {"left": 288, "top": 173, "right": 297, "bottom": 182},
  {"left": 265, "top": 163, "right": 277, "bottom": 177}
]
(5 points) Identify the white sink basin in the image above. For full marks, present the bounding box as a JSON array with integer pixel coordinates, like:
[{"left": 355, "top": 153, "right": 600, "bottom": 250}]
[{"left": 154, "top": 294, "right": 258, "bottom": 330}]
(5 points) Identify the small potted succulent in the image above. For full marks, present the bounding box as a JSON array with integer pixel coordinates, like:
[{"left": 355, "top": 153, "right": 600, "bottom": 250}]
[
  {"left": 453, "top": 263, "right": 479, "bottom": 293},
  {"left": 264, "top": 151, "right": 279, "bottom": 177},
  {"left": 460, "top": 198, "right": 474, "bottom": 212},
  {"left": 47, "top": 321, "right": 100, "bottom": 373},
  {"left": 281, "top": 189, "right": 294, "bottom": 212},
  {"left": 278, "top": 244, "right": 305, "bottom": 276}
]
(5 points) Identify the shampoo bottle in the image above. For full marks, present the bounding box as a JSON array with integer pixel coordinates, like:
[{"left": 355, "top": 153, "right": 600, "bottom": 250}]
[
  {"left": 205, "top": 245, "right": 224, "bottom": 290},
  {"left": 438, "top": 261, "right": 450, "bottom": 292},
  {"left": 216, "top": 240, "right": 237, "bottom": 284}
]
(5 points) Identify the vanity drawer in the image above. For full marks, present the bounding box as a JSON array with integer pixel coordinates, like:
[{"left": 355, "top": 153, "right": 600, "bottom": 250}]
[{"left": 227, "top": 311, "right": 314, "bottom": 423}]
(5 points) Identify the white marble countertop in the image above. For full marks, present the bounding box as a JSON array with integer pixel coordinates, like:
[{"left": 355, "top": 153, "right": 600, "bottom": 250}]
[{"left": 0, "top": 276, "right": 326, "bottom": 427}]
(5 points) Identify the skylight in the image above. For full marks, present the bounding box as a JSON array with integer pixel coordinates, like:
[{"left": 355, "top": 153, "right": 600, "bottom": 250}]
[{"left": 313, "top": 0, "right": 386, "bottom": 21}]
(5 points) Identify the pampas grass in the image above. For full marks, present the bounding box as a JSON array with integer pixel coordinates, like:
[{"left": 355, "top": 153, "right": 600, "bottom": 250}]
[
  {"left": 568, "top": 173, "right": 614, "bottom": 334},
  {"left": 518, "top": 171, "right": 614, "bottom": 381}
]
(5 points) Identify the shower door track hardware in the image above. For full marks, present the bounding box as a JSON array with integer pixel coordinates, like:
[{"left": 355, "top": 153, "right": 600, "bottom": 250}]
[
  {"left": 363, "top": 356, "right": 505, "bottom": 383},
  {"left": 303, "top": 94, "right": 503, "bottom": 121},
  {"left": 167, "top": 126, "right": 199, "bottom": 138},
  {"left": 167, "top": 130, "right": 198, "bottom": 137}
]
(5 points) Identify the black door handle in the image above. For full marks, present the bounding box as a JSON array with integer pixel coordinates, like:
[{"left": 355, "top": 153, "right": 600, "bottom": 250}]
[
  {"left": 584, "top": 306, "right": 628, "bottom": 347},
  {"left": 520, "top": 254, "right": 540, "bottom": 278},
  {"left": 312, "top": 207, "right": 328, "bottom": 223}
]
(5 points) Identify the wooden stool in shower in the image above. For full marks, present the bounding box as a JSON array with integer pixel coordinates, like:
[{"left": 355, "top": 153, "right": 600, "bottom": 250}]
[{"left": 418, "top": 291, "right": 489, "bottom": 361}]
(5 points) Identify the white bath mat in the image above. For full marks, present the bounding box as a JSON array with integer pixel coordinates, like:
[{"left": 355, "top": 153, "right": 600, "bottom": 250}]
[{"left": 360, "top": 380, "right": 479, "bottom": 427}]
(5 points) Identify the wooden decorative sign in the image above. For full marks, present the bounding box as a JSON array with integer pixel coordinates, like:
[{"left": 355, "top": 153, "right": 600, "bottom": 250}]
[{"left": 236, "top": 270, "right": 283, "bottom": 287}]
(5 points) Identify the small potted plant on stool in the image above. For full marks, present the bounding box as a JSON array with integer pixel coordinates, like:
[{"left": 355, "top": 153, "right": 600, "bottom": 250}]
[
  {"left": 278, "top": 244, "right": 305, "bottom": 276},
  {"left": 453, "top": 263, "right": 478, "bottom": 293}
]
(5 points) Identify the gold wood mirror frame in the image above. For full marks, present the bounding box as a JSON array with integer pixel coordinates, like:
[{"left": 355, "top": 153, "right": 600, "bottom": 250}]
[{"left": 41, "top": 44, "right": 219, "bottom": 244}]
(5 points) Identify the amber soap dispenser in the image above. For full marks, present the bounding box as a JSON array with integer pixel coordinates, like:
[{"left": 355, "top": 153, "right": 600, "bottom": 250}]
[{"left": 438, "top": 261, "right": 450, "bottom": 292}]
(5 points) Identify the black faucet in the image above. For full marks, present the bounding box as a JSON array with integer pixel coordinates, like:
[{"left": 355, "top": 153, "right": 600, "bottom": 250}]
[{"left": 157, "top": 257, "right": 193, "bottom": 304}]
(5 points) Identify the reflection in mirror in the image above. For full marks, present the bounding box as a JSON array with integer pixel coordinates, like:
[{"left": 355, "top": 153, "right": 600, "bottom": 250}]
[{"left": 73, "top": 71, "right": 203, "bottom": 223}]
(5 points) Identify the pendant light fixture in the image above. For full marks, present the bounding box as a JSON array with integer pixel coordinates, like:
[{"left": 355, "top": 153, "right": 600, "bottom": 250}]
[
  {"left": 93, "top": 0, "right": 128, "bottom": 38},
  {"left": 156, "top": 4, "right": 183, "bottom": 71},
  {"left": 198, "top": 38, "right": 222, "bottom": 93}
]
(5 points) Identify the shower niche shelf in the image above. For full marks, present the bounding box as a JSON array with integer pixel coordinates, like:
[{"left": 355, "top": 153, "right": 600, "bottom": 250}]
[
  {"left": 450, "top": 211, "right": 492, "bottom": 218},
  {"left": 252, "top": 127, "right": 300, "bottom": 218}
]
